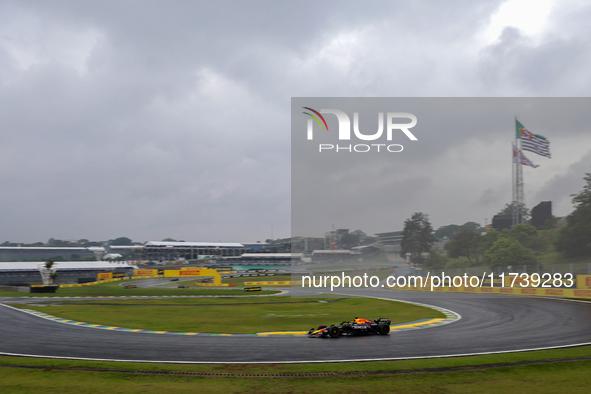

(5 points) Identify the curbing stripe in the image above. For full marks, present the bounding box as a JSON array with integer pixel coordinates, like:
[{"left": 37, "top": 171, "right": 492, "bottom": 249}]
[
  {"left": 9, "top": 307, "right": 256, "bottom": 337},
  {"left": 255, "top": 317, "right": 453, "bottom": 336}
]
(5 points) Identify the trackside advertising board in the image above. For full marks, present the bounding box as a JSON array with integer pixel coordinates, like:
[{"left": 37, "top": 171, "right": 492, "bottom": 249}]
[
  {"left": 134, "top": 269, "right": 158, "bottom": 276},
  {"left": 576, "top": 275, "right": 591, "bottom": 289}
]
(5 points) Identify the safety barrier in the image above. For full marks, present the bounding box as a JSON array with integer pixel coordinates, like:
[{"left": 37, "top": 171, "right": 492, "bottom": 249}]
[
  {"left": 58, "top": 275, "right": 159, "bottom": 288},
  {"left": 49, "top": 269, "right": 235, "bottom": 289},
  {"left": 59, "top": 278, "right": 125, "bottom": 287},
  {"left": 243, "top": 281, "right": 301, "bottom": 285},
  {"left": 388, "top": 284, "right": 591, "bottom": 299}
]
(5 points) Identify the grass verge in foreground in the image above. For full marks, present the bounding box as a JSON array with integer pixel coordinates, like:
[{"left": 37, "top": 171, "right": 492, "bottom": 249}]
[
  {"left": 1, "top": 352, "right": 591, "bottom": 393},
  {"left": 2, "top": 345, "right": 591, "bottom": 374},
  {"left": 13, "top": 296, "right": 442, "bottom": 334}
]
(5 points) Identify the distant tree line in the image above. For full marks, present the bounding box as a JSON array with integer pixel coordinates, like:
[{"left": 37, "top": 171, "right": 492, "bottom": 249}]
[
  {"left": 555, "top": 173, "right": 591, "bottom": 257},
  {"left": 401, "top": 172, "right": 591, "bottom": 269},
  {"left": 0, "top": 237, "right": 140, "bottom": 247}
]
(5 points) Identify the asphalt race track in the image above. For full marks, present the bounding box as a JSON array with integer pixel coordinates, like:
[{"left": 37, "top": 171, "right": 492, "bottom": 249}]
[{"left": 2, "top": 288, "right": 591, "bottom": 363}]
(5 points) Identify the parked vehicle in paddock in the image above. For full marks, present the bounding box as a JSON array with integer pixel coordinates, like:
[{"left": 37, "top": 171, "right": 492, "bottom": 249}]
[{"left": 308, "top": 317, "right": 391, "bottom": 338}]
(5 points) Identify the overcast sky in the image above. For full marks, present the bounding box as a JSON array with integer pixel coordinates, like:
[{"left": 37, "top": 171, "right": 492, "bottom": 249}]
[
  {"left": 1, "top": 0, "right": 591, "bottom": 244},
  {"left": 292, "top": 98, "right": 591, "bottom": 237}
]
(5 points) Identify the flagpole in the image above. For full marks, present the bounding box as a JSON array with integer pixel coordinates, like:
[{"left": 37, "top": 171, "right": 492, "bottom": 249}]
[
  {"left": 515, "top": 116, "right": 525, "bottom": 224},
  {"left": 514, "top": 116, "right": 524, "bottom": 226},
  {"left": 513, "top": 117, "right": 518, "bottom": 226},
  {"left": 517, "top": 116, "right": 520, "bottom": 225},
  {"left": 513, "top": 118, "right": 548, "bottom": 226},
  {"left": 518, "top": 133, "right": 524, "bottom": 224},
  {"left": 512, "top": 141, "right": 515, "bottom": 226}
]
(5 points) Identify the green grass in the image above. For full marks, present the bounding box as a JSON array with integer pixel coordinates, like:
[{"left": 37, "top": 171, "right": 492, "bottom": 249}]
[
  {"left": 1, "top": 350, "right": 591, "bottom": 393},
  {"left": 14, "top": 296, "right": 443, "bottom": 334},
  {"left": 2, "top": 345, "right": 591, "bottom": 375},
  {"left": 0, "top": 290, "right": 25, "bottom": 297},
  {"left": 222, "top": 275, "right": 294, "bottom": 286},
  {"left": 0, "top": 279, "right": 280, "bottom": 297}
]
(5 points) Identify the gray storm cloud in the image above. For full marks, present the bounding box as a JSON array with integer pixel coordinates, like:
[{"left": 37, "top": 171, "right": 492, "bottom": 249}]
[{"left": 0, "top": 0, "right": 590, "bottom": 243}]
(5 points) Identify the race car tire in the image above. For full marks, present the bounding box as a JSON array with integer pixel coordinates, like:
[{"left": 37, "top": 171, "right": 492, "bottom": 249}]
[
  {"left": 379, "top": 324, "right": 390, "bottom": 335},
  {"left": 328, "top": 325, "right": 340, "bottom": 338}
]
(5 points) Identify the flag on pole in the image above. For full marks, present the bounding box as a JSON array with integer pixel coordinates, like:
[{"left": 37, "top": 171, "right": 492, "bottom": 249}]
[
  {"left": 513, "top": 143, "right": 540, "bottom": 168},
  {"left": 516, "top": 120, "right": 551, "bottom": 158}
]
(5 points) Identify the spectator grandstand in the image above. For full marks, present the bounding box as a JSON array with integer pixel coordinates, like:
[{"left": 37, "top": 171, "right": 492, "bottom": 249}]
[{"left": 0, "top": 261, "right": 137, "bottom": 284}]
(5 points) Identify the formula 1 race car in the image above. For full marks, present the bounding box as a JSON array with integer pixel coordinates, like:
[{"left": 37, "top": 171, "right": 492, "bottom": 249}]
[{"left": 308, "top": 318, "right": 391, "bottom": 338}]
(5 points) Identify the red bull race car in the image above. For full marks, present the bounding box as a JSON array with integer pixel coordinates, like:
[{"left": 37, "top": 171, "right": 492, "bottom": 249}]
[{"left": 308, "top": 317, "right": 391, "bottom": 338}]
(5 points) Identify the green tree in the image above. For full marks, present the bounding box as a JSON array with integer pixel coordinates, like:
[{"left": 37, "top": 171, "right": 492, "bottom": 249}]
[
  {"left": 444, "top": 231, "right": 482, "bottom": 265},
  {"left": 555, "top": 173, "right": 591, "bottom": 257},
  {"left": 43, "top": 260, "right": 57, "bottom": 285},
  {"left": 484, "top": 238, "right": 537, "bottom": 267},
  {"left": 423, "top": 251, "right": 448, "bottom": 269},
  {"left": 80, "top": 240, "right": 102, "bottom": 247},
  {"left": 459, "top": 221, "right": 482, "bottom": 233},
  {"left": 49, "top": 272, "right": 59, "bottom": 284},
  {"left": 477, "top": 230, "right": 500, "bottom": 256},
  {"left": 445, "top": 258, "right": 471, "bottom": 269},
  {"left": 572, "top": 173, "right": 591, "bottom": 208},
  {"left": 434, "top": 222, "right": 481, "bottom": 240},
  {"left": 47, "top": 238, "right": 70, "bottom": 247},
  {"left": 109, "top": 237, "right": 133, "bottom": 246},
  {"left": 400, "top": 212, "right": 436, "bottom": 265},
  {"left": 434, "top": 224, "right": 460, "bottom": 240},
  {"left": 508, "top": 223, "right": 545, "bottom": 252},
  {"left": 538, "top": 216, "right": 559, "bottom": 230}
]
